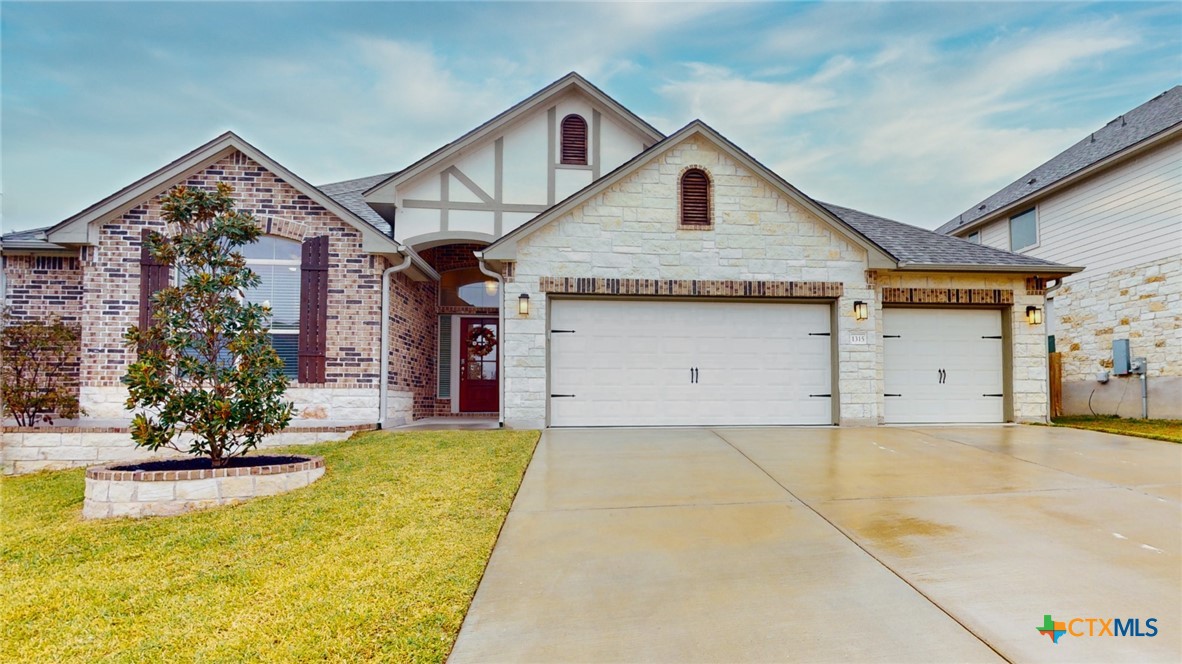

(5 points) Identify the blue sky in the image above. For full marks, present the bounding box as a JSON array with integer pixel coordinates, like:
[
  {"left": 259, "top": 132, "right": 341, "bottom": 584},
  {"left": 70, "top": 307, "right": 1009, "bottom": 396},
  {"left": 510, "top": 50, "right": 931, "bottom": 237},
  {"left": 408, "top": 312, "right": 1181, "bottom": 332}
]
[{"left": 3, "top": 1, "right": 1179, "bottom": 233}]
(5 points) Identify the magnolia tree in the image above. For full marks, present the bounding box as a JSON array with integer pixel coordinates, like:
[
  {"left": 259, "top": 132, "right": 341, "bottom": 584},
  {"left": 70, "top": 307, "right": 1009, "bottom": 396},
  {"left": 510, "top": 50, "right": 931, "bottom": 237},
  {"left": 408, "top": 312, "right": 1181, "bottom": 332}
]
[{"left": 124, "top": 183, "right": 293, "bottom": 467}]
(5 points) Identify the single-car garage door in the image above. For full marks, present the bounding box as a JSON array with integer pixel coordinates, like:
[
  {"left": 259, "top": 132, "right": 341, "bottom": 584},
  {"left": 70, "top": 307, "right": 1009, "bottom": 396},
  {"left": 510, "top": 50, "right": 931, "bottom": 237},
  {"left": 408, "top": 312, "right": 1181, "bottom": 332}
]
[
  {"left": 549, "top": 299, "right": 833, "bottom": 427},
  {"left": 883, "top": 308, "right": 1004, "bottom": 424}
]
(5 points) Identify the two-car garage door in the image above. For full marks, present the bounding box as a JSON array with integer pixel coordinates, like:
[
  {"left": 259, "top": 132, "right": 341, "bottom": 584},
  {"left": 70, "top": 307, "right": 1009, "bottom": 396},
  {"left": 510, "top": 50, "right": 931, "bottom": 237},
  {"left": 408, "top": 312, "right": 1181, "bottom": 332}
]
[{"left": 549, "top": 299, "right": 833, "bottom": 426}]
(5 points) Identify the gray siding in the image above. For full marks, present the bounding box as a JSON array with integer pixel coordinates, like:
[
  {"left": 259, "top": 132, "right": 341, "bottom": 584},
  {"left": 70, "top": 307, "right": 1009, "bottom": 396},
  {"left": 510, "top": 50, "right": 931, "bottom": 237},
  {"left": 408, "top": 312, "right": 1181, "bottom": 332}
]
[{"left": 971, "top": 137, "right": 1182, "bottom": 279}]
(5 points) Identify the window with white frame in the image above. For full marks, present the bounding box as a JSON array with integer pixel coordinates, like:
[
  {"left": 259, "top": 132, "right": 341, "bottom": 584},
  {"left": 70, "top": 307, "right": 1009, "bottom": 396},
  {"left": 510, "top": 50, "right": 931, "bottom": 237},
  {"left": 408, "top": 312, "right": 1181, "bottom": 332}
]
[
  {"left": 241, "top": 236, "right": 302, "bottom": 378},
  {"left": 1009, "top": 208, "right": 1038, "bottom": 252}
]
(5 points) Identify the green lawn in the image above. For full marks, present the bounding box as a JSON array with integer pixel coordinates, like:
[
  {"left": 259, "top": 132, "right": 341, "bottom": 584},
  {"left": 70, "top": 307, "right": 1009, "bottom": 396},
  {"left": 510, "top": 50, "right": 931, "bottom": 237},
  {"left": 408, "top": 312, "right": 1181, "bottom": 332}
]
[
  {"left": 1050, "top": 415, "right": 1182, "bottom": 444},
  {"left": 1, "top": 429, "right": 539, "bottom": 663}
]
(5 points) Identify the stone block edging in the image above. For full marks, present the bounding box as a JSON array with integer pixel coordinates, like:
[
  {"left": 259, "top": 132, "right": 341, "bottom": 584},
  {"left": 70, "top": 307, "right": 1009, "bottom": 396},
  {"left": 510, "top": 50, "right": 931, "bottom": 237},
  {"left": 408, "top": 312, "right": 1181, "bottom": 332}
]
[
  {"left": 86, "top": 456, "right": 325, "bottom": 482},
  {"left": 83, "top": 456, "right": 326, "bottom": 519}
]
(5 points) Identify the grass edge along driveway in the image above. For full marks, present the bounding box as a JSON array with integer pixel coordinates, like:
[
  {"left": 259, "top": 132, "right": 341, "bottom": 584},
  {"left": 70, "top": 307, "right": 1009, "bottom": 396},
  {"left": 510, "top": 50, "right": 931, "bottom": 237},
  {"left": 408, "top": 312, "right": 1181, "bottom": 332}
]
[
  {"left": 1048, "top": 415, "right": 1182, "bottom": 444},
  {"left": 1, "top": 429, "right": 540, "bottom": 663}
]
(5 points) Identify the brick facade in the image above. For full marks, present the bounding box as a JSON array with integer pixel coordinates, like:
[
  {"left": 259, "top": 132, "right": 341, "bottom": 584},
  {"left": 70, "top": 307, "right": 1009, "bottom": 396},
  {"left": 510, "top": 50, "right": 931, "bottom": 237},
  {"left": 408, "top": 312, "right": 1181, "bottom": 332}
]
[
  {"left": 1, "top": 254, "right": 85, "bottom": 408},
  {"left": 2, "top": 149, "right": 440, "bottom": 426},
  {"left": 418, "top": 242, "right": 497, "bottom": 417},
  {"left": 419, "top": 243, "right": 486, "bottom": 274}
]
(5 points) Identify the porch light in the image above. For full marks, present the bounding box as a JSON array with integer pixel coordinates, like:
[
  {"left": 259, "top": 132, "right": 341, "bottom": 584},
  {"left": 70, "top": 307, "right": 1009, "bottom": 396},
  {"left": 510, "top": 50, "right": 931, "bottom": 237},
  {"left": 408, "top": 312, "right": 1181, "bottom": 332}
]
[
  {"left": 518, "top": 293, "right": 530, "bottom": 316},
  {"left": 484, "top": 280, "right": 498, "bottom": 296},
  {"left": 1026, "top": 306, "right": 1043, "bottom": 325},
  {"left": 853, "top": 301, "right": 868, "bottom": 321}
]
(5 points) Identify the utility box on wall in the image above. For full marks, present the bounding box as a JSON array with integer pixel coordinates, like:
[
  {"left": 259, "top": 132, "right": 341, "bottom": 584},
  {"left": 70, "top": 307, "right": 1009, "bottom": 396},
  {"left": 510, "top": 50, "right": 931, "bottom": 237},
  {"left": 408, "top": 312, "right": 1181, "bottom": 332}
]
[{"left": 1113, "top": 339, "right": 1131, "bottom": 376}]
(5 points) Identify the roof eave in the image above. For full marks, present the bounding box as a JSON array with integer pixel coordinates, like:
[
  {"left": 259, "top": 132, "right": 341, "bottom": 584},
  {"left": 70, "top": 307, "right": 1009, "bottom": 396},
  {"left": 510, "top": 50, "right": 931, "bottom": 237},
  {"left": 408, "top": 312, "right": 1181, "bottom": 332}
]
[
  {"left": 944, "top": 121, "right": 1182, "bottom": 237},
  {"left": 37, "top": 131, "right": 438, "bottom": 279},
  {"left": 894, "top": 262, "right": 1085, "bottom": 277}
]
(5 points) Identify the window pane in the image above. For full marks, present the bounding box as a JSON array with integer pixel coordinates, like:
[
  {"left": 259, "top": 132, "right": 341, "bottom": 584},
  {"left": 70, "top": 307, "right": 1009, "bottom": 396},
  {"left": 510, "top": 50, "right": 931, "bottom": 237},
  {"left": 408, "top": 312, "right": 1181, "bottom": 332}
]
[
  {"left": 270, "top": 333, "right": 299, "bottom": 379},
  {"left": 1010, "top": 209, "right": 1037, "bottom": 250},
  {"left": 241, "top": 236, "right": 301, "bottom": 261},
  {"left": 245, "top": 264, "right": 301, "bottom": 330},
  {"left": 457, "top": 281, "right": 499, "bottom": 307},
  {"left": 241, "top": 236, "right": 277, "bottom": 260},
  {"left": 440, "top": 268, "right": 500, "bottom": 308}
]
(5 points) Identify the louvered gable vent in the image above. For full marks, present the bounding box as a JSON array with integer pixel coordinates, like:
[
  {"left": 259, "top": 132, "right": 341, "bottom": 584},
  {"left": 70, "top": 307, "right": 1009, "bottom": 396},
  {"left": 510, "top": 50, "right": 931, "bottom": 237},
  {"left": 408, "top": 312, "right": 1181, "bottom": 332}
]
[
  {"left": 680, "top": 168, "right": 711, "bottom": 226},
  {"left": 560, "top": 114, "right": 588, "bottom": 165}
]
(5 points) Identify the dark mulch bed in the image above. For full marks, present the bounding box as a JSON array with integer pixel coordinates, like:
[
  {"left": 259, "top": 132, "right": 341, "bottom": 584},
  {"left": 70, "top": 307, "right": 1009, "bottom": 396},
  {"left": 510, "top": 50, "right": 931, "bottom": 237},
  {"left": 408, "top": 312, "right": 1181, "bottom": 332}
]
[{"left": 110, "top": 455, "right": 311, "bottom": 472}]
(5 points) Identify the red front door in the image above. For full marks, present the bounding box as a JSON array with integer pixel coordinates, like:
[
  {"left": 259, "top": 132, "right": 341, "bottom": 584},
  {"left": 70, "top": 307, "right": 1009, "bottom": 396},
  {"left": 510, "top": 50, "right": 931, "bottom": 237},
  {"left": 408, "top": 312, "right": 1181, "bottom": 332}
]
[{"left": 459, "top": 318, "right": 499, "bottom": 412}]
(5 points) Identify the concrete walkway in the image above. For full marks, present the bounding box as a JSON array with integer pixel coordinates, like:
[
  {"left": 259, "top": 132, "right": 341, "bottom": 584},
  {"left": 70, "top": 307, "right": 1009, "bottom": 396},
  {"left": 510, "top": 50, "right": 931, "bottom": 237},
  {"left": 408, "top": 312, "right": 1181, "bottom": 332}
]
[{"left": 450, "top": 426, "right": 1181, "bottom": 663}]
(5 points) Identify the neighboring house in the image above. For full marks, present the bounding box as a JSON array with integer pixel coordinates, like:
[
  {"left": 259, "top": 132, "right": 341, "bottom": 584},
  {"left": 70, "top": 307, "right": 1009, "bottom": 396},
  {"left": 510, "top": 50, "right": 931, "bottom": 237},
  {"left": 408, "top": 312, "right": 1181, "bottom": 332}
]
[
  {"left": 2, "top": 72, "right": 1079, "bottom": 470},
  {"left": 938, "top": 86, "right": 1182, "bottom": 419}
]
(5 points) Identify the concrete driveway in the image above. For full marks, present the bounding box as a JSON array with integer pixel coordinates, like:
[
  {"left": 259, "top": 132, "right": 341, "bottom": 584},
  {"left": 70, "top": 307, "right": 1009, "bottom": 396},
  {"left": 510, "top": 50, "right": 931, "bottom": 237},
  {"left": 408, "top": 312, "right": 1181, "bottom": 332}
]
[{"left": 450, "top": 426, "right": 1181, "bottom": 663}]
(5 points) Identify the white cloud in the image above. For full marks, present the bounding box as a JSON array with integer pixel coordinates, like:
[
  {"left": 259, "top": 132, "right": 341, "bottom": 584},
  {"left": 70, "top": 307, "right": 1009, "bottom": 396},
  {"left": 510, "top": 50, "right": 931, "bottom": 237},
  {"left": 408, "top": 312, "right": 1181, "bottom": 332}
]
[
  {"left": 658, "top": 63, "right": 842, "bottom": 134},
  {"left": 654, "top": 16, "right": 1143, "bottom": 227}
]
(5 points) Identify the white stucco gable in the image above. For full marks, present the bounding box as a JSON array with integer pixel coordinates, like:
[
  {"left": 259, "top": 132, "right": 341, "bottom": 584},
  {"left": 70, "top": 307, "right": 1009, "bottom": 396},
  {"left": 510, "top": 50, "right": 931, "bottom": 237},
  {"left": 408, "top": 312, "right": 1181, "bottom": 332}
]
[{"left": 363, "top": 73, "right": 666, "bottom": 249}]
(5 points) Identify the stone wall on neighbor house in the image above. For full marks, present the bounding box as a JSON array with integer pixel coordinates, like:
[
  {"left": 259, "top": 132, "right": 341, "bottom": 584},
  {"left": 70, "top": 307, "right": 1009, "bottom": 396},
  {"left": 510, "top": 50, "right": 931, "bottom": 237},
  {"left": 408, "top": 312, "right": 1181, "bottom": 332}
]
[
  {"left": 69, "top": 149, "right": 435, "bottom": 425},
  {"left": 1, "top": 253, "right": 85, "bottom": 409},
  {"left": 1055, "top": 255, "right": 1181, "bottom": 419},
  {"left": 502, "top": 135, "right": 875, "bottom": 428}
]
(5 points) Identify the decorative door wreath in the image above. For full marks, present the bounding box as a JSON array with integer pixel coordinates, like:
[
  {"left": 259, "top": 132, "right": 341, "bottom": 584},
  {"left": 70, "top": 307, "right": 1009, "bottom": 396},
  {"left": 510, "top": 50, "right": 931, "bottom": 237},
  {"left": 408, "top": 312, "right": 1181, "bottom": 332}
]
[{"left": 467, "top": 326, "right": 498, "bottom": 357}]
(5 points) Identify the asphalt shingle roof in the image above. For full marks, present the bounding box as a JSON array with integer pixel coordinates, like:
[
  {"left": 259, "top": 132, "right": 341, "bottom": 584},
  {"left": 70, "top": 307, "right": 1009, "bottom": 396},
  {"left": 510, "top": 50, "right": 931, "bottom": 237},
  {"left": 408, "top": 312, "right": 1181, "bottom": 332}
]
[
  {"left": 0, "top": 226, "right": 60, "bottom": 249},
  {"left": 317, "top": 172, "right": 399, "bottom": 235},
  {"left": 938, "top": 85, "right": 1182, "bottom": 234},
  {"left": 821, "top": 202, "right": 1070, "bottom": 269}
]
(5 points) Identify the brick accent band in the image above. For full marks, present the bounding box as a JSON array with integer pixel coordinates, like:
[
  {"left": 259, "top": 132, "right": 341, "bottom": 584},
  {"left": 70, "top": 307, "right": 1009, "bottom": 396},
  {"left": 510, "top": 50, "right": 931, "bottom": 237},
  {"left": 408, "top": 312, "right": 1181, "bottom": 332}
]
[
  {"left": 882, "top": 288, "right": 1014, "bottom": 305},
  {"left": 86, "top": 456, "right": 325, "bottom": 482},
  {"left": 539, "top": 277, "right": 844, "bottom": 299},
  {"left": 1026, "top": 277, "right": 1047, "bottom": 295}
]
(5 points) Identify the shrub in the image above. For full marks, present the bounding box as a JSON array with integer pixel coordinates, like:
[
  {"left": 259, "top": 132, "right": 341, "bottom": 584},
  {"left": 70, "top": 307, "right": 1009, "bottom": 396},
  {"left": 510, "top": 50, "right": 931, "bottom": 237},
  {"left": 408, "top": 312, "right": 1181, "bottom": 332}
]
[
  {"left": 0, "top": 311, "right": 84, "bottom": 427},
  {"left": 123, "top": 183, "right": 294, "bottom": 467}
]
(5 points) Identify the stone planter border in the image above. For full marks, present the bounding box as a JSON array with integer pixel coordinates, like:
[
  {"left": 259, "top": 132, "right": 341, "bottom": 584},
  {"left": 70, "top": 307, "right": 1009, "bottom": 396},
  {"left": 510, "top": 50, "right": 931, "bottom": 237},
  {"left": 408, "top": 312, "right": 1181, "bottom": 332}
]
[{"left": 83, "top": 456, "right": 326, "bottom": 519}]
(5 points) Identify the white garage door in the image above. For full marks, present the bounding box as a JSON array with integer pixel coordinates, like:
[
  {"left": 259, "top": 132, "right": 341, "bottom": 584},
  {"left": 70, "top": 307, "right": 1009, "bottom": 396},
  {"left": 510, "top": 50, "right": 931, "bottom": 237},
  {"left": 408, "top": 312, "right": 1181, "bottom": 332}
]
[
  {"left": 883, "top": 308, "right": 1004, "bottom": 424},
  {"left": 549, "top": 299, "right": 833, "bottom": 427}
]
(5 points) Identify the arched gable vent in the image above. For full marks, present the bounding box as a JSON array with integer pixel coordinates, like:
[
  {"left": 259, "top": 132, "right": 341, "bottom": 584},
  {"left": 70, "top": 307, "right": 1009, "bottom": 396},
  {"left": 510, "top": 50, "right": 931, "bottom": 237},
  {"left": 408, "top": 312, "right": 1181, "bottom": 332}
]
[
  {"left": 560, "top": 114, "right": 588, "bottom": 165},
  {"left": 680, "top": 168, "right": 711, "bottom": 227}
]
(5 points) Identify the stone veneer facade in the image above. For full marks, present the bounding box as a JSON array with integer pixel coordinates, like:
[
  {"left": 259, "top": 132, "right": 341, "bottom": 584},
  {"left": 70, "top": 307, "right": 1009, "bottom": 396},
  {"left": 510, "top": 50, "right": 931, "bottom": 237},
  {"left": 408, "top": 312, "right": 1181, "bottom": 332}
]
[
  {"left": 1054, "top": 255, "right": 1181, "bottom": 418},
  {"left": 501, "top": 135, "right": 1050, "bottom": 428}
]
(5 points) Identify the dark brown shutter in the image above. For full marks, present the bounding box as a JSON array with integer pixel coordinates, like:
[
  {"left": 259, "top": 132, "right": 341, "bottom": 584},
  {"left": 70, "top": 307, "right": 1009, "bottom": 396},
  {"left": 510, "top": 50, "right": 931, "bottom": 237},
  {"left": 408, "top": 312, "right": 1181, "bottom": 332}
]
[
  {"left": 138, "top": 229, "right": 170, "bottom": 331},
  {"left": 560, "top": 115, "right": 588, "bottom": 165},
  {"left": 680, "top": 169, "right": 710, "bottom": 226},
  {"left": 298, "top": 235, "right": 329, "bottom": 383}
]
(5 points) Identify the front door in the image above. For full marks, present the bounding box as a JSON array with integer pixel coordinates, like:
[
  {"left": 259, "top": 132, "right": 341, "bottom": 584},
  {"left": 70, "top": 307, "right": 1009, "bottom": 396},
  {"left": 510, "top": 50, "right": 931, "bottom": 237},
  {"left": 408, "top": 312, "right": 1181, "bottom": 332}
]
[{"left": 459, "top": 317, "right": 499, "bottom": 412}]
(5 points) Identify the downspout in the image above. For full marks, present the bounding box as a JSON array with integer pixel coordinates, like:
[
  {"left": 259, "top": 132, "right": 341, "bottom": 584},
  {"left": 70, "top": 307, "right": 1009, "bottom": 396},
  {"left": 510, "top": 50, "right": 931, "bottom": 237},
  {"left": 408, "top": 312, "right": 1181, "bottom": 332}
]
[
  {"left": 379, "top": 247, "right": 414, "bottom": 428},
  {"left": 474, "top": 251, "right": 505, "bottom": 428}
]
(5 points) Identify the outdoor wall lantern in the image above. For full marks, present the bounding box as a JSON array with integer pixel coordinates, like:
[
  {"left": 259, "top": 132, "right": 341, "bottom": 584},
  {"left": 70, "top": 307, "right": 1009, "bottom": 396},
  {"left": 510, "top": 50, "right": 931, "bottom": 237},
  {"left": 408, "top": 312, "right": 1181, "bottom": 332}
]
[
  {"left": 853, "top": 301, "right": 868, "bottom": 321},
  {"left": 1026, "top": 306, "right": 1043, "bottom": 325},
  {"left": 518, "top": 293, "right": 530, "bottom": 316}
]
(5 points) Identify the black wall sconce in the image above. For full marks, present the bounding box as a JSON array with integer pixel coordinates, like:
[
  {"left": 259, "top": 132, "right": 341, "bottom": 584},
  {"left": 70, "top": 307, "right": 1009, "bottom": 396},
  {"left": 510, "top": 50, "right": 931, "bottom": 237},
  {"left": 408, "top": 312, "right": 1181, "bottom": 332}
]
[
  {"left": 1026, "top": 306, "right": 1042, "bottom": 325},
  {"left": 853, "top": 301, "right": 868, "bottom": 321}
]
